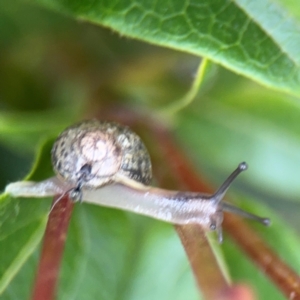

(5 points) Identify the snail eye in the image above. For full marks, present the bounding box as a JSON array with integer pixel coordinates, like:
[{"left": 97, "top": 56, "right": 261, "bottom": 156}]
[{"left": 77, "top": 164, "right": 92, "bottom": 179}]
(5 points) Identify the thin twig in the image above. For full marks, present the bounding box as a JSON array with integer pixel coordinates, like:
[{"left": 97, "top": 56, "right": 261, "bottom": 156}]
[
  {"left": 160, "top": 58, "right": 209, "bottom": 116},
  {"left": 31, "top": 194, "right": 74, "bottom": 300},
  {"left": 224, "top": 215, "right": 300, "bottom": 300}
]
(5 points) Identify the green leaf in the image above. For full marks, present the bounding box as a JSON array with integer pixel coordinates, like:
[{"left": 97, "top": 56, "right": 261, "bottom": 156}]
[
  {"left": 0, "top": 216, "right": 46, "bottom": 295},
  {"left": 59, "top": 210, "right": 199, "bottom": 300},
  {"left": 29, "top": 0, "right": 300, "bottom": 96},
  {"left": 0, "top": 139, "right": 54, "bottom": 295},
  {"left": 273, "top": 0, "right": 300, "bottom": 20},
  {"left": 1, "top": 207, "right": 200, "bottom": 300},
  {"left": 0, "top": 109, "right": 81, "bottom": 153}
]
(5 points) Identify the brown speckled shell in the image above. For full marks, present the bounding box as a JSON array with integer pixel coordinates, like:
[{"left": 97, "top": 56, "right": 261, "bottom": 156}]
[{"left": 51, "top": 120, "right": 152, "bottom": 188}]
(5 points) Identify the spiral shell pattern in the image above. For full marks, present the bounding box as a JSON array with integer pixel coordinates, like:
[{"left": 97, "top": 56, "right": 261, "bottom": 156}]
[{"left": 51, "top": 120, "right": 152, "bottom": 189}]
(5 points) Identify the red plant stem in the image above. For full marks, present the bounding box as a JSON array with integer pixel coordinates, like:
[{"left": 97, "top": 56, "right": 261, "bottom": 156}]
[
  {"left": 31, "top": 195, "right": 74, "bottom": 300},
  {"left": 175, "top": 224, "right": 230, "bottom": 299},
  {"left": 153, "top": 126, "right": 300, "bottom": 299},
  {"left": 224, "top": 215, "right": 300, "bottom": 300}
]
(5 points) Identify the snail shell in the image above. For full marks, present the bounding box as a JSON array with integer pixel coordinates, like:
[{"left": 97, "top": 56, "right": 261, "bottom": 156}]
[{"left": 51, "top": 120, "right": 152, "bottom": 189}]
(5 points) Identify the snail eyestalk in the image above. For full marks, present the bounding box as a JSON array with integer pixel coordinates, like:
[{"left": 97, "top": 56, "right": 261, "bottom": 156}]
[
  {"left": 210, "top": 161, "right": 270, "bottom": 231},
  {"left": 222, "top": 203, "right": 271, "bottom": 226},
  {"left": 213, "top": 162, "right": 248, "bottom": 204}
]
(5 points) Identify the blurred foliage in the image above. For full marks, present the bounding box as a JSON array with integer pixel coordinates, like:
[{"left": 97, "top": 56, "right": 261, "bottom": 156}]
[{"left": 1, "top": 0, "right": 300, "bottom": 299}]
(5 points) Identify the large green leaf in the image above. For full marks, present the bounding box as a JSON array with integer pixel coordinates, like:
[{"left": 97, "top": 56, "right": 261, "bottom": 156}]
[
  {"left": 59, "top": 210, "right": 199, "bottom": 300},
  {"left": 0, "top": 140, "right": 53, "bottom": 295},
  {"left": 275, "top": 0, "right": 300, "bottom": 19},
  {"left": 29, "top": 0, "right": 300, "bottom": 96}
]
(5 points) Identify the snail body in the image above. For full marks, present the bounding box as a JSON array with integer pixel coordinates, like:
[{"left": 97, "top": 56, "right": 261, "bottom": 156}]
[{"left": 5, "top": 119, "right": 270, "bottom": 242}]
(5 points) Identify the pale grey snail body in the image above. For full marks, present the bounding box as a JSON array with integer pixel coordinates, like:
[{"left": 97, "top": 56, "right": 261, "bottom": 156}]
[{"left": 5, "top": 119, "right": 270, "bottom": 242}]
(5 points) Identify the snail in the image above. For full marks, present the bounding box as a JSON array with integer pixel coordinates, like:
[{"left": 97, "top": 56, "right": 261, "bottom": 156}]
[{"left": 5, "top": 120, "right": 270, "bottom": 242}]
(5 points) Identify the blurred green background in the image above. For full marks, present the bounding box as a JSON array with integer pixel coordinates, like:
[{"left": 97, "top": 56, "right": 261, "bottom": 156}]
[{"left": 1, "top": 0, "right": 300, "bottom": 299}]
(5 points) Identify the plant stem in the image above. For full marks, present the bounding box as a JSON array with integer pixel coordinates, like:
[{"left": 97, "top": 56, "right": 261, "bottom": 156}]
[
  {"left": 224, "top": 215, "right": 300, "bottom": 299},
  {"left": 160, "top": 58, "right": 209, "bottom": 116},
  {"left": 144, "top": 124, "right": 230, "bottom": 299},
  {"left": 175, "top": 224, "right": 230, "bottom": 299},
  {"left": 152, "top": 126, "right": 300, "bottom": 300},
  {"left": 31, "top": 194, "right": 74, "bottom": 300}
]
